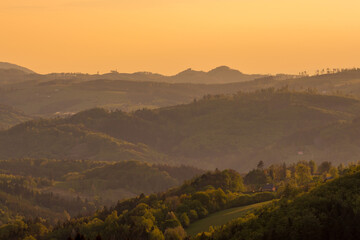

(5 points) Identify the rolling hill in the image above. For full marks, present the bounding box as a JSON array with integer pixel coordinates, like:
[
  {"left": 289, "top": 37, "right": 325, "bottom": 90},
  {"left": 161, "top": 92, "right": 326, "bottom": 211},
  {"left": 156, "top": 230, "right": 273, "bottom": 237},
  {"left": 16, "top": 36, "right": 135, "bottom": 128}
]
[
  {"left": 0, "top": 104, "right": 31, "bottom": 129},
  {"left": 0, "top": 159, "right": 204, "bottom": 224},
  {"left": 195, "top": 168, "right": 360, "bottom": 240},
  {"left": 0, "top": 120, "right": 165, "bottom": 162},
  {"left": 2, "top": 89, "right": 360, "bottom": 170},
  {"left": 0, "top": 64, "right": 270, "bottom": 116},
  {"left": 59, "top": 90, "right": 360, "bottom": 169},
  {"left": 2, "top": 65, "right": 360, "bottom": 119},
  {"left": 0, "top": 62, "right": 35, "bottom": 74}
]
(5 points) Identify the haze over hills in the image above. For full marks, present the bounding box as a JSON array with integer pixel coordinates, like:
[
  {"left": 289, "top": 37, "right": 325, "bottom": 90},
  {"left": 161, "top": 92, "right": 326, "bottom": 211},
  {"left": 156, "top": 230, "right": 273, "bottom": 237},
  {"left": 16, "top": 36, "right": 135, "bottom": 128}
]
[
  {"left": 2, "top": 0, "right": 360, "bottom": 238},
  {"left": 0, "top": 104, "right": 31, "bottom": 130},
  {"left": 2, "top": 89, "right": 360, "bottom": 171},
  {"left": 0, "top": 62, "right": 267, "bottom": 84},
  {"left": 1, "top": 62, "right": 360, "bottom": 240},
  {"left": 0, "top": 62, "right": 281, "bottom": 118},
  {"left": 0, "top": 120, "right": 165, "bottom": 163},
  {"left": 1, "top": 63, "right": 360, "bottom": 123}
]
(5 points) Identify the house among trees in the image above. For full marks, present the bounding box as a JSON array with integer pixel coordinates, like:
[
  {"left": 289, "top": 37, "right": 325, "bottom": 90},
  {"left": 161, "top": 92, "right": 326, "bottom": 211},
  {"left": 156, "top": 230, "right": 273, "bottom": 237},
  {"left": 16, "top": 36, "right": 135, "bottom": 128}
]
[
  {"left": 324, "top": 176, "right": 334, "bottom": 182},
  {"left": 261, "top": 183, "right": 276, "bottom": 192}
]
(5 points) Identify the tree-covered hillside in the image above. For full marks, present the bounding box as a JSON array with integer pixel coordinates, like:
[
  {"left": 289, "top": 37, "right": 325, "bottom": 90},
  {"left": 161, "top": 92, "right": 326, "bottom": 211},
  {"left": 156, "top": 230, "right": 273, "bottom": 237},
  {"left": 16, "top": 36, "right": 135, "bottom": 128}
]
[
  {"left": 0, "top": 159, "right": 204, "bottom": 226},
  {"left": 0, "top": 104, "right": 30, "bottom": 130},
  {"left": 1, "top": 66, "right": 360, "bottom": 118},
  {"left": 0, "top": 121, "right": 164, "bottom": 162},
  {"left": 0, "top": 62, "right": 35, "bottom": 74},
  {"left": 1, "top": 89, "right": 360, "bottom": 170},
  {"left": 0, "top": 65, "right": 267, "bottom": 116},
  {"left": 7, "top": 168, "right": 274, "bottom": 240},
  {"left": 4, "top": 159, "right": 356, "bottom": 240},
  {"left": 196, "top": 166, "right": 360, "bottom": 240}
]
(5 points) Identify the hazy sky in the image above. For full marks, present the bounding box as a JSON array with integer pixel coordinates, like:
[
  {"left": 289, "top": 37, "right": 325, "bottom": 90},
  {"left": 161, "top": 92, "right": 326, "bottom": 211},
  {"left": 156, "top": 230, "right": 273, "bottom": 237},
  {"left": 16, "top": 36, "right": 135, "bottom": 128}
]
[{"left": 1, "top": 0, "right": 359, "bottom": 75}]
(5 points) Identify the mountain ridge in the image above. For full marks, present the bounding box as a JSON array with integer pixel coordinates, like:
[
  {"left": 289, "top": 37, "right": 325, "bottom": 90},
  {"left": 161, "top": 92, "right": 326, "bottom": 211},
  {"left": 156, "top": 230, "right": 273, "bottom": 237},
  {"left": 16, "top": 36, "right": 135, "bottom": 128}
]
[
  {"left": 0, "top": 62, "right": 35, "bottom": 74},
  {"left": 0, "top": 62, "right": 267, "bottom": 84},
  {"left": 2, "top": 89, "right": 360, "bottom": 171}
]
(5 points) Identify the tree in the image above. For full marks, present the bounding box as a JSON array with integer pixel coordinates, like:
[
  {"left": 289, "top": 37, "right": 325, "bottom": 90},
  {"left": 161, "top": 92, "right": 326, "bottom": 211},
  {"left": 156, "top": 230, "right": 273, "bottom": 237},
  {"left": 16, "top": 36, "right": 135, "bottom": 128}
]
[
  {"left": 329, "top": 167, "right": 339, "bottom": 178},
  {"left": 164, "top": 226, "right": 186, "bottom": 240},
  {"left": 179, "top": 213, "right": 190, "bottom": 227},
  {"left": 309, "top": 160, "right": 317, "bottom": 175},
  {"left": 257, "top": 161, "right": 264, "bottom": 170},
  {"left": 188, "top": 210, "right": 198, "bottom": 221},
  {"left": 295, "top": 164, "right": 312, "bottom": 185},
  {"left": 318, "top": 161, "right": 332, "bottom": 174},
  {"left": 244, "top": 169, "right": 267, "bottom": 185},
  {"left": 74, "top": 233, "right": 86, "bottom": 240},
  {"left": 149, "top": 228, "right": 165, "bottom": 240}
]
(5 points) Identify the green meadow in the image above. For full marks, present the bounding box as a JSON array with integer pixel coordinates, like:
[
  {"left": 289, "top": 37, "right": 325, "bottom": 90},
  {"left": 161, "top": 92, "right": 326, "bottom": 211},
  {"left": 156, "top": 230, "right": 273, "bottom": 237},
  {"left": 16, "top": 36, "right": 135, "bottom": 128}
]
[{"left": 186, "top": 201, "right": 272, "bottom": 236}]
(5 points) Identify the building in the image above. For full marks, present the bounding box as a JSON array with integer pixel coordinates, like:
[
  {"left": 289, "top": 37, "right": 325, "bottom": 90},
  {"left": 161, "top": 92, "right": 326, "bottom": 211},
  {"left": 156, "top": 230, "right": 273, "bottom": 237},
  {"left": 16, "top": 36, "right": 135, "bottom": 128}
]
[{"left": 261, "top": 183, "right": 276, "bottom": 192}]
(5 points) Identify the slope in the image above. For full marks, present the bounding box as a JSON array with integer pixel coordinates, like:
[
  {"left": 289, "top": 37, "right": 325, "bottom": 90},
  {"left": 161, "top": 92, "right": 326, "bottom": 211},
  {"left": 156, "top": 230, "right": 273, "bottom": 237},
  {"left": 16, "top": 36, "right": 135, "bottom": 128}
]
[
  {"left": 0, "top": 62, "right": 35, "bottom": 74},
  {"left": 0, "top": 104, "right": 31, "bottom": 130},
  {"left": 62, "top": 89, "right": 360, "bottom": 170},
  {"left": 2, "top": 89, "right": 360, "bottom": 171},
  {"left": 186, "top": 201, "right": 271, "bottom": 236},
  {"left": 0, "top": 119, "right": 165, "bottom": 162},
  {"left": 196, "top": 168, "right": 360, "bottom": 240},
  {"left": 258, "top": 116, "right": 360, "bottom": 165}
]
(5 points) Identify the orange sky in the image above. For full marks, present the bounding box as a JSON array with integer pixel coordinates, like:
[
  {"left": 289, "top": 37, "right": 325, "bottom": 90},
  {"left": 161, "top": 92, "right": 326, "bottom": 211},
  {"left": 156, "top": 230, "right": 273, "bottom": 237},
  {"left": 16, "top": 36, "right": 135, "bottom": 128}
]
[{"left": 1, "top": 0, "right": 359, "bottom": 75}]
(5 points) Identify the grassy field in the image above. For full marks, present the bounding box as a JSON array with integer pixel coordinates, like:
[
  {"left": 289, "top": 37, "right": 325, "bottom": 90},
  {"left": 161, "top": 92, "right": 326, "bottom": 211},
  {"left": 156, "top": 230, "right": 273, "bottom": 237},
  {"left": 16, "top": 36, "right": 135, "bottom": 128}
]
[{"left": 186, "top": 201, "right": 272, "bottom": 236}]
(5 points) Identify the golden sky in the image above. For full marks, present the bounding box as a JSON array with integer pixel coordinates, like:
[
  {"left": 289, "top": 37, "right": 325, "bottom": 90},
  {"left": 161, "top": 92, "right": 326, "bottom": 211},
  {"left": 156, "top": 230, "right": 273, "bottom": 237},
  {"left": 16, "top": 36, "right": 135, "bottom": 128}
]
[{"left": 1, "top": 0, "right": 359, "bottom": 75}]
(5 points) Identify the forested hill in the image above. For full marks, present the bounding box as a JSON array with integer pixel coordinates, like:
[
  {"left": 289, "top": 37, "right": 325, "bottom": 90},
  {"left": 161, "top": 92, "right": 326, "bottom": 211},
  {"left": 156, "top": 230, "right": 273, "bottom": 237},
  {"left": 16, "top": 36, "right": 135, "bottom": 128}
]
[
  {"left": 0, "top": 121, "right": 165, "bottom": 162},
  {"left": 1, "top": 66, "right": 360, "bottom": 118},
  {"left": 7, "top": 162, "right": 359, "bottom": 240},
  {"left": 196, "top": 167, "right": 360, "bottom": 240},
  {"left": 2, "top": 89, "right": 360, "bottom": 170},
  {"left": 0, "top": 62, "right": 35, "bottom": 74},
  {"left": 17, "top": 168, "right": 275, "bottom": 240},
  {"left": 0, "top": 104, "right": 30, "bottom": 130}
]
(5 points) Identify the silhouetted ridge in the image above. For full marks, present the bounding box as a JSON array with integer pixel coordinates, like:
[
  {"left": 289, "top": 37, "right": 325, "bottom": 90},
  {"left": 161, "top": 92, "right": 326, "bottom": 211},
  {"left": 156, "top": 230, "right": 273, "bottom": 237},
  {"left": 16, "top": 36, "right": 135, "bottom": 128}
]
[{"left": 0, "top": 62, "right": 35, "bottom": 74}]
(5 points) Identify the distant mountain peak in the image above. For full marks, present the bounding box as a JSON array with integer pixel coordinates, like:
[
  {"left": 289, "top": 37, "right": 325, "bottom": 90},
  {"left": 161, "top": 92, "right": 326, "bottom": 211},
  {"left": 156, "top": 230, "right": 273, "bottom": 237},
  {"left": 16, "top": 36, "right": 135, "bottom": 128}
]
[
  {"left": 0, "top": 62, "right": 35, "bottom": 74},
  {"left": 208, "top": 66, "right": 243, "bottom": 74},
  {"left": 176, "top": 68, "right": 204, "bottom": 76},
  {"left": 210, "top": 65, "right": 231, "bottom": 71}
]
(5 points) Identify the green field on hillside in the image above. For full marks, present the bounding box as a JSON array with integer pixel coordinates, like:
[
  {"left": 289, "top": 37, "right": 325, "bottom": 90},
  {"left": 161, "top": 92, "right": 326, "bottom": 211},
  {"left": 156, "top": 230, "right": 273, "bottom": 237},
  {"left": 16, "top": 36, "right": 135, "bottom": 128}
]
[{"left": 186, "top": 201, "right": 272, "bottom": 236}]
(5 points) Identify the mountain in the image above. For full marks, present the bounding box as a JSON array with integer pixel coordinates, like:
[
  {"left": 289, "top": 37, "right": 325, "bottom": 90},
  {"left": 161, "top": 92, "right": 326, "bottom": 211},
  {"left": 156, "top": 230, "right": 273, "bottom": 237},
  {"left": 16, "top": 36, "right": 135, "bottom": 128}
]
[
  {"left": 3, "top": 65, "right": 360, "bottom": 119},
  {"left": 272, "top": 68, "right": 360, "bottom": 94},
  {"left": 0, "top": 64, "right": 265, "bottom": 86},
  {"left": 0, "top": 77, "right": 274, "bottom": 117},
  {"left": 0, "top": 62, "right": 37, "bottom": 85},
  {"left": 65, "top": 90, "right": 360, "bottom": 169},
  {"left": 69, "top": 66, "right": 266, "bottom": 84},
  {"left": 0, "top": 104, "right": 31, "bottom": 129},
  {"left": 168, "top": 66, "right": 265, "bottom": 84},
  {"left": 0, "top": 120, "right": 165, "bottom": 162},
  {"left": 0, "top": 64, "right": 269, "bottom": 116},
  {"left": 2, "top": 89, "right": 360, "bottom": 171},
  {"left": 0, "top": 62, "right": 35, "bottom": 74}
]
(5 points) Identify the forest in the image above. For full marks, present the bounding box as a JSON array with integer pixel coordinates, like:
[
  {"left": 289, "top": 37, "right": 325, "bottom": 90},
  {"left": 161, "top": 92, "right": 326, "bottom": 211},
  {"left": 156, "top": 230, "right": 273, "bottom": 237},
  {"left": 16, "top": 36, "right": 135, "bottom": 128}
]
[
  {"left": 1, "top": 88, "right": 360, "bottom": 171},
  {"left": 1, "top": 67, "right": 360, "bottom": 118},
  {"left": 2, "top": 0, "right": 360, "bottom": 237},
  {"left": 1, "top": 66, "right": 360, "bottom": 239},
  {"left": 0, "top": 158, "right": 357, "bottom": 239}
]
